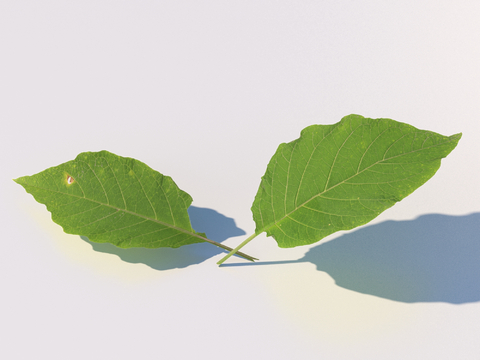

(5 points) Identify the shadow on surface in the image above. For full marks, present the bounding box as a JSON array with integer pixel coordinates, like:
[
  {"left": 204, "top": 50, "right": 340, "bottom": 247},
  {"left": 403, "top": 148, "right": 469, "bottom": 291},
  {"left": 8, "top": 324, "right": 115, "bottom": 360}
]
[
  {"left": 80, "top": 206, "right": 245, "bottom": 270},
  {"left": 303, "top": 213, "right": 480, "bottom": 303},
  {"left": 224, "top": 213, "right": 480, "bottom": 304}
]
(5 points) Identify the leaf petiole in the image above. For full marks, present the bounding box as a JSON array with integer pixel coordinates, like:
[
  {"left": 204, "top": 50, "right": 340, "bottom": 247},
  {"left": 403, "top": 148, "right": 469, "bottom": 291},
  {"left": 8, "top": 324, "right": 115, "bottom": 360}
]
[
  {"left": 203, "top": 237, "right": 257, "bottom": 262},
  {"left": 217, "top": 232, "right": 259, "bottom": 265}
]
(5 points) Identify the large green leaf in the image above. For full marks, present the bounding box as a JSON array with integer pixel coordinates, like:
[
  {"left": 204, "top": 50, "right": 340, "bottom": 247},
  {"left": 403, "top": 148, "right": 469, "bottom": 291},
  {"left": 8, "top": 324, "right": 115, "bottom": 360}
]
[
  {"left": 14, "top": 151, "right": 255, "bottom": 260},
  {"left": 252, "top": 114, "right": 461, "bottom": 248}
]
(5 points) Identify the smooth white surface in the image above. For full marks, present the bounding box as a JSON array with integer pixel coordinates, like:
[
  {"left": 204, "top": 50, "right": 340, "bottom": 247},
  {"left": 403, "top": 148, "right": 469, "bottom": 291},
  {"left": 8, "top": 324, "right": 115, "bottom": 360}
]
[{"left": 1, "top": 1, "right": 479, "bottom": 359}]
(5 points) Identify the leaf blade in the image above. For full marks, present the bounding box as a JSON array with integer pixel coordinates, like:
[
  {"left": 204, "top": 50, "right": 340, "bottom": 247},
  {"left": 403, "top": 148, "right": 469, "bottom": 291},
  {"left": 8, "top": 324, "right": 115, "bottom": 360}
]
[
  {"left": 15, "top": 150, "right": 207, "bottom": 249},
  {"left": 252, "top": 115, "right": 461, "bottom": 248}
]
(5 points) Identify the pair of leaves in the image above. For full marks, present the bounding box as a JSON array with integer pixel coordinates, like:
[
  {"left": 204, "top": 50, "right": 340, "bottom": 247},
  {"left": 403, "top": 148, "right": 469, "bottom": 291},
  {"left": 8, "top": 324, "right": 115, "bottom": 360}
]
[{"left": 15, "top": 115, "right": 461, "bottom": 264}]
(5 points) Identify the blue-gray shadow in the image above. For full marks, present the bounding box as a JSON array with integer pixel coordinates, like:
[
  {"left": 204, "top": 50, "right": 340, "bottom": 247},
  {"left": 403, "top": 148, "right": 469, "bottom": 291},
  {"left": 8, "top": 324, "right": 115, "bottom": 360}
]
[
  {"left": 223, "top": 213, "right": 480, "bottom": 304},
  {"left": 80, "top": 206, "right": 246, "bottom": 270}
]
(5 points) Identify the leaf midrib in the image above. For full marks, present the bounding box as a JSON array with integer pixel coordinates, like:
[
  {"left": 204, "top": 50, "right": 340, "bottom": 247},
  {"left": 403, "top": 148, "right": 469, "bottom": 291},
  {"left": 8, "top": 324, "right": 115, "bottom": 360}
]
[
  {"left": 260, "top": 134, "right": 456, "bottom": 234},
  {"left": 21, "top": 182, "right": 209, "bottom": 242}
]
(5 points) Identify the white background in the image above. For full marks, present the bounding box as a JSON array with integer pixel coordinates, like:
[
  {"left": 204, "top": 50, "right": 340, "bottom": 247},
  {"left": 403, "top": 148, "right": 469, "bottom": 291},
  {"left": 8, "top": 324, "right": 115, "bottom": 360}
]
[{"left": 1, "top": 1, "right": 479, "bottom": 359}]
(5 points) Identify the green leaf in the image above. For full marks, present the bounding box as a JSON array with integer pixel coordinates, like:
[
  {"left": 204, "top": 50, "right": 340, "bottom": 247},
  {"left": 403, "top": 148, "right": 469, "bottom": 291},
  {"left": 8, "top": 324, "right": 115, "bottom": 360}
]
[
  {"left": 252, "top": 114, "right": 461, "bottom": 248},
  {"left": 14, "top": 151, "right": 256, "bottom": 261}
]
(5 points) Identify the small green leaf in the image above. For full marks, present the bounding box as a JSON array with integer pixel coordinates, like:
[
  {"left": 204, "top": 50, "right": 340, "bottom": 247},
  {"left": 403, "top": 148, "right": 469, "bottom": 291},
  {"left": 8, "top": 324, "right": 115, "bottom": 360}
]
[
  {"left": 252, "top": 114, "right": 461, "bottom": 248},
  {"left": 14, "top": 151, "right": 256, "bottom": 260}
]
